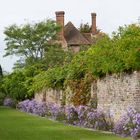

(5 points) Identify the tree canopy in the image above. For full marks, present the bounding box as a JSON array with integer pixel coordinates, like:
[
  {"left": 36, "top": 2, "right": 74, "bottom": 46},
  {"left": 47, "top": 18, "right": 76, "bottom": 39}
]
[
  {"left": 2, "top": 19, "right": 73, "bottom": 101},
  {"left": 4, "top": 20, "right": 60, "bottom": 65}
]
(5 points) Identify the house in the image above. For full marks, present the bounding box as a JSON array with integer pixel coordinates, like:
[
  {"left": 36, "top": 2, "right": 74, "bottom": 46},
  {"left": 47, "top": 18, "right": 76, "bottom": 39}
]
[{"left": 55, "top": 11, "right": 97, "bottom": 52}]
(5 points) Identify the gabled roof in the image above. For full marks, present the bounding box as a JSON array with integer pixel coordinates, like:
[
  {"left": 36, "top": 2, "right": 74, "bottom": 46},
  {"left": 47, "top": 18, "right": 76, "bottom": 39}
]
[{"left": 64, "top": 22, "right": 91, "bottom": 46}]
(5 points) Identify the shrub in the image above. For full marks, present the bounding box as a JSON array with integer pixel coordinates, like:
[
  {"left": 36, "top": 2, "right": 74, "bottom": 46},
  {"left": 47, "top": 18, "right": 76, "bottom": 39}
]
[
  {"left": 17, "top": 100, "right": 111, "bottom": 131},
  {"left": 65, "top": 105, "right": 110, "bottom": 130},
  {"left": 3, "top": 97, "right": 15, "bottom": 107},
  {"left": 46, "top": 102, "right": 66, "bottom": 121},
  {"left": 114, "top": 108, "right": 140, "bottom": 139},
  {"left": 76, "top": 105, "right": 89, "bottom": 126},
  {"left": 86, "top": 108, "right": 111, "bottom": 130},
  {"left": 3, "top": 71, "right": 29, "bottom": 101},
  {"left": 17, "top": 99, "right": 47, "bottom": 116},
  {"left": 65, "top": 105, "right": 79, "bottom": 125},
  {"left": 32, "top": 65, "right": 68, "bottom": 92},
  {"left": 0, "top": 92, "right": 5, "bottom": 105}
]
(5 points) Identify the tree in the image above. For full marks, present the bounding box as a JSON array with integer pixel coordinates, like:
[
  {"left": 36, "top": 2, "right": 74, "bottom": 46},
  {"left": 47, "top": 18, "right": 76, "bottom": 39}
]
[
  {"left": 2, "top": 71, "right": 29, "bottom": 100},
  {"left": 79, "top": 23, "right": 91, "bottom": 33},
  {"left": 79, "top": 23, "right": 100, "bottom": 33},
  {"left": 4, "top": 20, "right": 60, "bottom": 66},
  {"left": 43, "top": 45, "right": 73, "bottom": 68},
  {"left": 0, "top": 65, "right": 3, "bottom": 77},
  {"left": 111, "top": 24, "right": 140, "bottom": 71}
]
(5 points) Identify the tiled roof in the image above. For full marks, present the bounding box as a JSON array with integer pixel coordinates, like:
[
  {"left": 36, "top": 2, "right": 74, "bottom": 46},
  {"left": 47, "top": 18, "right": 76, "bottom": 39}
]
[{"left": 64, "top": 22, "right": 91, "bottom": 45}]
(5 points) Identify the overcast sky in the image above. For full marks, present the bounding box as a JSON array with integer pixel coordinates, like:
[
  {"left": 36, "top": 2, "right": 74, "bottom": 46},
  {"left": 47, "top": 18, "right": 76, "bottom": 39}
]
[{"left": 0, "top": 0, "right": 140, "bottom": 72}]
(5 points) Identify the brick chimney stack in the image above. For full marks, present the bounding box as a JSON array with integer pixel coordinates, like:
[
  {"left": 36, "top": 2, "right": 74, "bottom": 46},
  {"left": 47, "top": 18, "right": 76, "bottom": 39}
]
[
  {"left": 91, "top": 13, "right": 97, "bottom": 35},
  {"left": 55, "top": 11, "right": 65, "bottom": 40}
]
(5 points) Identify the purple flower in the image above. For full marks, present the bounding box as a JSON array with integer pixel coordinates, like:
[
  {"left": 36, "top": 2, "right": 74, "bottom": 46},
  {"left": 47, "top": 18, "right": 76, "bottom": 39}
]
[
  {"left": 17, "top": 100, "right": 111, "bottom": 131},
  {"left": 65, "top": 105, "right": 78, "bottom": 125},
  {"left": 3, "top": 98, "right": 14, "bottom": 107},
  {"left": 114, "top": 108, "right": 140, "bottom": 138},
  {"left": 17, "top": 99, "right": 46, "bottom": 116}
]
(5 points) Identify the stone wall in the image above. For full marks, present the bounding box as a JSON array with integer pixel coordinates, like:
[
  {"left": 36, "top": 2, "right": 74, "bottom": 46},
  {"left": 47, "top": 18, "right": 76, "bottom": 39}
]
[
  {"left": 97, "top": 71, "right": 140, "bottom": 122},
  {"left": 35, "top": 92, "right": 44, "bottom": 102},
  {"left": 35, "top": 71, "right": 140, "bottom": 122},
  {"left": 35, "top": 89, "right": 62, "bottom": 105}
]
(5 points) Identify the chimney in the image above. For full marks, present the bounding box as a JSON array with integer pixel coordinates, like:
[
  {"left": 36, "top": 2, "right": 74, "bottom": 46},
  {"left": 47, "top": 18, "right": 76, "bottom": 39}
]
[
  {"left": 91, "top": 13, "right": 97, "bottom": 35},
  {"left": 55, "top": 11, "right": 65, "bottom": 40}
]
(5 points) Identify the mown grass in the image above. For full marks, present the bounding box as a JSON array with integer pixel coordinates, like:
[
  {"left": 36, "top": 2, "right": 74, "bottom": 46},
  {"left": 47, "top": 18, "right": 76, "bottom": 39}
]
[{"left": 0, "top": 107, "right": 130, "bottom": 140}]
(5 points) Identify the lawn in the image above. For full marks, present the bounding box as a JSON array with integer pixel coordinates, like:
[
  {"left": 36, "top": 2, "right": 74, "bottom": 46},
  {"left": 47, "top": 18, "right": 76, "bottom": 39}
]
[{"left": 0, "top": 107, "right": 130, "bottom": 140}]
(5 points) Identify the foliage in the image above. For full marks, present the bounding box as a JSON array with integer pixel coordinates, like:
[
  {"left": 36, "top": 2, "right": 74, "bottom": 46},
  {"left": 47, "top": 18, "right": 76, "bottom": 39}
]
[
  {"left": 0, "top": 65, "right": 3, "bottom": 77},
  {"left": 22, "top": 64, "right": 43, "bottom": 96},
  {"left": 64, "top": 23, "right": 140, "bottom": 106},
  {"left": 0, "top": 92, "right": 6, "bottom": 105},
  {"left": 65, "top": 105, "right": 79, "bottom": 125},
  {"left": 79, "top": 23, "right": 101, "bottom": 34},
  {"left": 65, "top": 105, "right": 111, "bottom": 130},
  {"left": 0, "top": 66, "right": 6, "bottom": 105},
  {"left": 2, "top": 71, "right": 29, "bottom": 100},
  {"left": 4, "top": 20, "right": 60, "bottom": 63},
  {"left": 66, "top": 78, "right": 91, "bottom": 106},
  {"left": 46, "top": 102, "right": 66, "bottom": 121},
  {"left": 2, "top": 46, "right": 73, "bottom": 102},
  {"left": 65, "top": 51, "right": 94, "bottom": 105},
  {"left": 86, "top": 34, "right": 113, "bottom": 77},
  {"left": 86, "top": 24, "right": 140, "bottom": 77},
  {"left": 86, "top": 108, "right": 111, "bottom": 130},
  {"left": 17, "top": 100, "right": 111, "bottom": 131},
  {"left": 3, "top": 97, "right": 15, "bottom": 107},
  {"left": 114, "top": 108, "right": 140, "bottom": 139},
  {"left": 17, "top": 99, "right": 47, "bottom": 116},
  {"left": 111, "top": 24, "right": 140, "bottom": 72},
  {"left": 31, "top": 65, "right": 69, "bottom": 92},
  {"left": 2, "top": 19, "right": 74, "bottom": 101},
  {"left": 2, "top": 64, "right": 44, "bottom": 101},
  {"left": 79, "top": 23, "right": 91, "bottom": 33},
  {"left": 66, "top": 51, "right": 88, "bottom": 80},
  {"left": 44, "top": 45, "right": 73, "bottom": 68},
  {"left": 32, "top": 23, "right": 140, "bottom": 106}
]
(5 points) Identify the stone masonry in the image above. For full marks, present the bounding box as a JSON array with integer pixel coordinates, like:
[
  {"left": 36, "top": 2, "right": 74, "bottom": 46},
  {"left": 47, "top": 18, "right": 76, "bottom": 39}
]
[
  {"left": 35, "top": 71, "right": 140, "bottom": 123},
  {"left": 97, "top": 71, "right": 140, "bottom": 122},
  {"left": 35, "top": 89, "right": 62, "bottom": 105}
]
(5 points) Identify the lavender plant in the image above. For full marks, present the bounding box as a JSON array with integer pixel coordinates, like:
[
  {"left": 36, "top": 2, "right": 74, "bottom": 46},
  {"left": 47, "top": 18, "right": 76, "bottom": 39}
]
[
  {"left": 65, "top": 105, "right": 79, "bottom": 125},
  {"left": 65, "top": 105, "right": 110, "bottom": 130},
  {"left": 3, "top": 97, "right": 15, "bottom": 107},
  {"left": 17, "top": 99, "right": 46, "bottom": 116},
  {"left": 76, "top": 105, "right": 89, "bottom": 126},
  {"left": 86, "top": 108, "right": 110, "bottom": 130},
  {"left": 114, "top": 108, "right": 140, "bottom": 139},
  {"left": 17, "top": 99, "right": 111, "bottom": 131},
  {"left": 46, "top": 102, "right": 66, "bottom": 121}
]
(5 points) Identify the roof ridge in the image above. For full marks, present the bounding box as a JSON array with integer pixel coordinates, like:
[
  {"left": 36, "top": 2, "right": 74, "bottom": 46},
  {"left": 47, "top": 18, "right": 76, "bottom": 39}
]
[{"left": 64, "top": 21, "right": 91, "bottom": 45}]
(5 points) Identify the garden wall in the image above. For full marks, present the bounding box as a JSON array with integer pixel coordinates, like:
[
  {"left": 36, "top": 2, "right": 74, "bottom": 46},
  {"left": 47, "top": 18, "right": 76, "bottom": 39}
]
[
  {"left": 35, "top": 71, "right": 140, "bottom": 122},
  {"left": 35, "top": 89, "right": 62, "bottom": 105},
  {"left": 97, "top": 71, "right": 140, "bottom": 122}
]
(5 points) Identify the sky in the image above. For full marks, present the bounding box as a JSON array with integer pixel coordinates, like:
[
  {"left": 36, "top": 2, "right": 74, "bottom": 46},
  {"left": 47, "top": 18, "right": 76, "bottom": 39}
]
[{"left": 0, "top": 0, "right": 140, "bottom": 72}]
